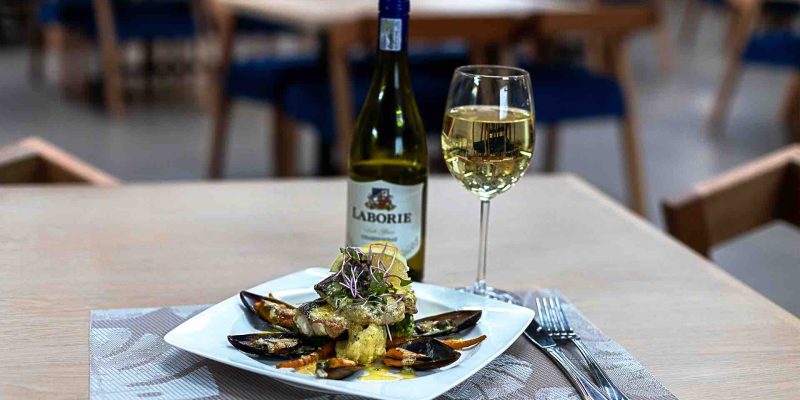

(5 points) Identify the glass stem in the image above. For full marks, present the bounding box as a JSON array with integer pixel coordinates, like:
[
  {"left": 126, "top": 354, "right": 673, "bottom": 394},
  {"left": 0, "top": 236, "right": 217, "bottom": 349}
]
[{"left": 475, "top": 199, "right": 490, "bottom": 295}]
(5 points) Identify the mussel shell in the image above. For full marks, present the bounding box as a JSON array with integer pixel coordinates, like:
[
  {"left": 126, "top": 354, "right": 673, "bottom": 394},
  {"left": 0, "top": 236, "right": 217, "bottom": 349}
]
[
  {"left": 414, "top": 310, "right": 482, "bottom": 337},
  {"left": 227, "top": 332, "right": 318, "bottom": 359},
  {"left": 315, "top": 360, "right": 361, "bottom": 380},
  {"left": 313, "top": 273, "right": 339, "bottom": 300},
  {"left": 239, "top": 290, "right": 295, "bottom": 314},
  {"left": 392, "top": 337, "right": 461, "bottom": 370}
]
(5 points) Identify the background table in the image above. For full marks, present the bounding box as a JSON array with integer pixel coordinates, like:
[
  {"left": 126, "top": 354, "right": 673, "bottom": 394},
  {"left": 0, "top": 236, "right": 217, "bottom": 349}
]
[
  {"left": 1, "top": 175, "right": 798, "bottom": 399},
  {"left": 214, "top": 0, "right": 658, "bottom": 171}
]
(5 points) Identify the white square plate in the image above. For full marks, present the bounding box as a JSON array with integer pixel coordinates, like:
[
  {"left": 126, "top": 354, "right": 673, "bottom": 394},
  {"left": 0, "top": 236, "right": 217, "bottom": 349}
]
[{"left": 165, "top": 268, "right": 534, "bottom": 400}]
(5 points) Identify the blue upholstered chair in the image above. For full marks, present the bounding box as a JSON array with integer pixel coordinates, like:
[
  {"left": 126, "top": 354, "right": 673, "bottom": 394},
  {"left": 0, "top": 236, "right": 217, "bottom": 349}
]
[
  {"left": 518, "top": 58, "right": 646, "bottom": 214},
  {"left": 35, "top": 0, "right": 197, "bottom": 115},
  {"left": 711, "top": 28, "right": 800, "bottom": 135},
  {"left": 207, "top": 11, "right": 468, "bottom": 178},
  {"left": 38, "top": 0, "right": 195, "bottom": 40}
]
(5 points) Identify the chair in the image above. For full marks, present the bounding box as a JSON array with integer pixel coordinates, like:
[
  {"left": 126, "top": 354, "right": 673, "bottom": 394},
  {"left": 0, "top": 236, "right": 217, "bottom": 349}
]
[
  {"left": 519, "top": 10, "right": 653, "bottom": 216},
  {"left": 0, "top": 137, "right": 118, "bottom": 185},
  {"left": 202, "top": 3, "right": 468, "bottom": 178},
  {"left": 680, "top": 0, "right": 731, "bottom": 48},
  {"left": 681, "top": 0, "right": 800, "bottom": 53},
  {"left": 710, "top": 24, "right": 800, "bottom": 139},
  {"left": 662, "top": 144, "right": 800, "bottom": 257},
  {"left": 34, "top": 0, "right": 198, "bottom": 116},
  {"left": 596, "top": 0, "right": 674, "bottom": 72}
]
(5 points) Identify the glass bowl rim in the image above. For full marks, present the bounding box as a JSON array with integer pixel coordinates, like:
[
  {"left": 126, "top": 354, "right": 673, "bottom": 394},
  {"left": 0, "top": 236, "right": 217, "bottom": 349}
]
[{"left": 454, "top": 65, "right": 530, "bottom": 79}]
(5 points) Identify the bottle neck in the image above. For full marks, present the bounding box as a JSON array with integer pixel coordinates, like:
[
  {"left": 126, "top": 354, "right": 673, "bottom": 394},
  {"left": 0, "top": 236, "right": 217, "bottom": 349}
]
[{"left": 375, "top": 12, "right": 410, "bottom": 81}]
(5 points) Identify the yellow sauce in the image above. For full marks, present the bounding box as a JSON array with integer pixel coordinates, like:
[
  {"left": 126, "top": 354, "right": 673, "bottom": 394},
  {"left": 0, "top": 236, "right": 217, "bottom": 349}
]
[{"left": 358, "top": 364, "right": 416, "bottom": 381}]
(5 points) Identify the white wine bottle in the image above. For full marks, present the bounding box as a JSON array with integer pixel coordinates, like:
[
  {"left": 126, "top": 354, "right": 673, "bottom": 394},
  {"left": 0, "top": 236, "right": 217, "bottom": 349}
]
[{"left": 346, "top": 0, "right": 428, "bottom": 281}]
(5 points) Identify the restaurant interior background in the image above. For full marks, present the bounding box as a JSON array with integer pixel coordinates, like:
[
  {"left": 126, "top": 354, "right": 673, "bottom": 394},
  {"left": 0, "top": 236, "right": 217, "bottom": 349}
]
[{"left": 0, "top": 0, "right": 798, "bottom": 316}]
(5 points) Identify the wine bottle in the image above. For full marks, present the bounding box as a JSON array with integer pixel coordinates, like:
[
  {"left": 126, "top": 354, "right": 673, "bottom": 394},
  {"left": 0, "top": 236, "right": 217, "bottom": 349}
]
[{"left": 346, "top": 0, "right": 428, "bottom": 281}]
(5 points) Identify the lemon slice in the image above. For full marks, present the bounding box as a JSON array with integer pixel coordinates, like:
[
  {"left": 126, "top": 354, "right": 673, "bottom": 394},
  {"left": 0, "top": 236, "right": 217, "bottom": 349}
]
[{"left": 330, "top": 241, "right": 409, "bottom": 287}]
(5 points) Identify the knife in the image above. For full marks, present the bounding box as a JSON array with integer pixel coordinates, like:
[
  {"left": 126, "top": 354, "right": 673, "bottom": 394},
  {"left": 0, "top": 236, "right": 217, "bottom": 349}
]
[{"left": 523, "top": 318, "right": 610, "bottom": 400}]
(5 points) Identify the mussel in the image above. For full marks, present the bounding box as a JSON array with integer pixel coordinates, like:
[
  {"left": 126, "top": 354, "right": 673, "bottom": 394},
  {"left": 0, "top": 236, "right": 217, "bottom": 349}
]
[
  {"left": 240, "top": 291, "right": 297, "bottom": 331},
  {"left": 414, "top": 310, "right": 482, "bottom": 337},
  {"left": 384, "top": 337, "right": 461, "bottom": 370},
  {"left": 315, "top": 358, "right": 361, "bottom": 380},
  {"left": 227, "top": 332, "right": 320, "bottom": 359}
]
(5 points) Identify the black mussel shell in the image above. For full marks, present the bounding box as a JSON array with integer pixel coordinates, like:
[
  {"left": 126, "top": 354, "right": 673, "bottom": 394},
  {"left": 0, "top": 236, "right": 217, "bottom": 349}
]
[
  {"left": 313, "top": 273, "right": 339, "bottom": 300},
  {"left": 414, "top": 310, "right": 482, "bottom": 337},
  {"left": 393, "top": 337, "right": 461, "bottom": 370},
  {"left": 239, "top": 290, "right": 295, "bottom": 314},
  {"left": 227, "top": 332, "right": 317, "bottom": 359},
  {"left": 315, "top": 359, "right": 361, "bottom": 380}
]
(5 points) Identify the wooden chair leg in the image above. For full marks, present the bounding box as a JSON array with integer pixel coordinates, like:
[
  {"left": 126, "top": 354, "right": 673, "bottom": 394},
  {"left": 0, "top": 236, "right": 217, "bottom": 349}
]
[
  {"left": 28, "top": 20, "right": 44, "bottom": 84},
  {"left": 143, "top": 40, "right": 155, "bottom": 100},
  {"left": 709, "top": 51, "right": 743, "bottom": 132},
  {"left": 620, "top": 115, "right": 647, "bottom": 216},
  {"left": 328, "top": 24, "right": 357, "bottom": 174},
  {"left": 585, "top": 36, "right": 607, "bottom": 73},
  {"left": 62, "top": 30, "right": 90, "bottom": 98},
  {"left": 711, "top": 0, "right": 758, "bottom": 132},
  {"left": 44, "top": 26, "right": 69, "bottom": 92},
  {"left": 273, "top": 108, "right": 297, "bottom": 177},
  {"left": 785, "top": 73, "right": 800, "bottom": 143},
  {"left": 94, "top": 0, "right": 126, "bottom": 117},
  {"left": 208, "top": 96, "right": 231, "bottom": 179},
  {"left": 679, "top": 0, "right": 702, "bottom": 46},
  {"left": 723, "top": 9, "right": 742, "bottom": 55},
  {"left": 781, "top": 72, "right": 800, "bottom": 123},
  {"left": 543, "top": 125, "right": 560, "bottom": 173},
  {"left": 608, "top": 39, "right": 647, "bottom": 216},
  {"left": 792, "top": 120, "right": 800, "bottom": 143},
  {"left": 654, "top": 0, "right": 674, "bottom": 73}
]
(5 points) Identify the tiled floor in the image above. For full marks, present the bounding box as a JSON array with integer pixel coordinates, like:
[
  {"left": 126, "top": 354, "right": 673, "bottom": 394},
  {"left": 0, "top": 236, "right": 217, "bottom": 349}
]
[{"left": 1, "top": 5, "right": 798, "bottom": 314}]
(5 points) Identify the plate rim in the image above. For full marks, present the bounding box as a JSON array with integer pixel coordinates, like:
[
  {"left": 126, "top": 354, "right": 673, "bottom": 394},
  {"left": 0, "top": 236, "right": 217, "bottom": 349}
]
[{"left": 164, "top": 267, "right": 535, "bottom": 400}]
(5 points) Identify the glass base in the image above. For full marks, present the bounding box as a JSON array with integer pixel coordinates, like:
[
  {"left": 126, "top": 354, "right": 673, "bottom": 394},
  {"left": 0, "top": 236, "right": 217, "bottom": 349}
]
[{"left": 457, "top": 285, "right": 521, "bottom": 305}]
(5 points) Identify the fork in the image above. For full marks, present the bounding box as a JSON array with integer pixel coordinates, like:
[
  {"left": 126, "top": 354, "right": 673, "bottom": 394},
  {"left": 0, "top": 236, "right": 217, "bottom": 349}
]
[{"left": 537, "top": 297, "right": 631, "bottom": 400}]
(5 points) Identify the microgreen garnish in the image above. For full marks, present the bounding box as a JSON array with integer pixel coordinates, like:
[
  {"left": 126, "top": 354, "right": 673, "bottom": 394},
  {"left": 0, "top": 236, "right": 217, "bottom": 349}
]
[{"left": 328, "top": 245, "right": 408, "bottom": 306}]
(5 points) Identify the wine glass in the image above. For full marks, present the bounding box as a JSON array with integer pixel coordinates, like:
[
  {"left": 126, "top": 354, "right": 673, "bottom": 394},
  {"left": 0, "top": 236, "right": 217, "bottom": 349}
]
[{"left": 441, "top": 65, "right": 535, "bottom": 304}]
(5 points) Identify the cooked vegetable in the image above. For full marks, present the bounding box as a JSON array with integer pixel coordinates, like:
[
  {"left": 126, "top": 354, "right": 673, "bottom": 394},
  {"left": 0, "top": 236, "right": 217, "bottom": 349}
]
[
  {"left": 276, "top": 341, "right": 335, "bottom": 369},
  {"left": 437, "top": 335, "right": 487, "bottom": 350},
  {"left": 390, "top": 314, "right": 416, "bottom": 338},
  {"left": 335, "top": 324, "right": 387, "bottom": 365}
]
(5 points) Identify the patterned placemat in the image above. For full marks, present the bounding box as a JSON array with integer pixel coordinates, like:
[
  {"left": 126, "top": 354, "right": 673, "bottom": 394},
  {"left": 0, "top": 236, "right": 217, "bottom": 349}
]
[{"left": 89, "top": 289, "right": 677, "bottom": 400}]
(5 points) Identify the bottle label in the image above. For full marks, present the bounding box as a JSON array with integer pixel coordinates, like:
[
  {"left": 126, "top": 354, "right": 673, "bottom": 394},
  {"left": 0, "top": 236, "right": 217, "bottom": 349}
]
[
  {"left": 346, "top": 180, "right": 423, "bottom": 259},
  {"left": 379, "top": 18, "right": 403, "bottom": 52}
]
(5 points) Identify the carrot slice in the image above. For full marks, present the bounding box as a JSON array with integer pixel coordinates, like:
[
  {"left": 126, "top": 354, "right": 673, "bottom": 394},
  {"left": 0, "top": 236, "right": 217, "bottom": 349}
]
[
  {"left": 324, "top": 358, "right": 358, "bottom": 368},
  {"left": 276, "top": 353, "right": 317, "bottom": 369},
  {"left": 317, "top": 341, "right": 336, "bottom": 359},
  {"left": 437, "top": 335, "right": 487, "bottom": 350},
  {"left": 276, "top": 342, "right": 335, "bottom": 369},
  {"left": 383, "top": 357, "right": 409, "bottom": 368},
  {"left": 384, "top": 347, "right": 430, "bottom": 361}
]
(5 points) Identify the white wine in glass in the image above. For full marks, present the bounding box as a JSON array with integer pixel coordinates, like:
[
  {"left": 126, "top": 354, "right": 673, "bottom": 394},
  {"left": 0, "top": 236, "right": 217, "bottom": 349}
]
[
  {"left": 441, "top": 66, "right": 535, "bottom": 303},
  {"left": 442, "top": 105, "right": 534, "bottom": 200}
]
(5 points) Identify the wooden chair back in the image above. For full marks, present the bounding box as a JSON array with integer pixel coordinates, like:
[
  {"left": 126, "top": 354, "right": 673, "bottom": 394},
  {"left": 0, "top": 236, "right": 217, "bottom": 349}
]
[
  {"left": 662, "top": 144, "right": 800, "bottom": 257},
  {"left": 0, "top": 137, "right": 119, "bottom": 186}
]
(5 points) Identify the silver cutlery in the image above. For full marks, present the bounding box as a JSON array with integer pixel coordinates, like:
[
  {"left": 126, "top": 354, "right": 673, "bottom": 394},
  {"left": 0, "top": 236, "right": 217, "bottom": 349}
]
[
  {"left": 523, "top": 317, "right": 610, "bottom": 400},
  {"left": 538, "top": 297, "right": 630, "bottom": 400}
]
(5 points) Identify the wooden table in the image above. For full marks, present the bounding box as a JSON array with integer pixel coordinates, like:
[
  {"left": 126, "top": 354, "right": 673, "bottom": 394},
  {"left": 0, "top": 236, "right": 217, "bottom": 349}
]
[
  {"left": 214, "top": 0, "right": 658, "bottom": 173},
  {"left": 1, "top": 175, "right": 798, "bottom": 398}
]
